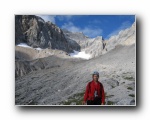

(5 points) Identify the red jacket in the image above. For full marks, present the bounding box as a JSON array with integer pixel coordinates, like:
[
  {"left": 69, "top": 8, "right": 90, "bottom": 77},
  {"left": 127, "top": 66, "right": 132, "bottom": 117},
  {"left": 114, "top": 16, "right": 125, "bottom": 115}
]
[{"left": 84, "top": 80, "right": 105, "bottom": 104}]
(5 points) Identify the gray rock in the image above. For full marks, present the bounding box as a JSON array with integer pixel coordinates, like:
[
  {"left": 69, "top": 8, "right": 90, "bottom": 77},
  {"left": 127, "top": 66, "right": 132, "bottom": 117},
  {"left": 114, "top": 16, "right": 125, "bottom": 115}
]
[
  {"left": 116, "top": 98, "right": 135, "bottom": 105},
  {"left": 15, "top": 44, "right": 135, "bottom": 105},
  {"left": 103, "top": 22, "right": 135, "bottom": 52},
  {"left": 70, "top": 102, "right": 76, "bottom": 105},
  {"left": 62, "top": 29, "right": 90, "bottom": 41},
  {"left": 15, "top": 15, "right": 75, "bottom": 53},
  {"left": 15, "top": 15, "right": 135, "bottom": 59},
  {"left": 63, "top": 23, "right": 135, "bottom": 58},
  {"left": 130, "top": 99, "right": 135, "bottom": 105}
]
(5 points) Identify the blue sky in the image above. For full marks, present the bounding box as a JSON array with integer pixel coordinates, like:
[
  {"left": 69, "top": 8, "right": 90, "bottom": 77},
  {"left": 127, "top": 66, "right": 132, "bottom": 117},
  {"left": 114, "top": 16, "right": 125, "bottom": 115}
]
[{"left": 38, "top": 15, "right": 135, "bottom": 39}]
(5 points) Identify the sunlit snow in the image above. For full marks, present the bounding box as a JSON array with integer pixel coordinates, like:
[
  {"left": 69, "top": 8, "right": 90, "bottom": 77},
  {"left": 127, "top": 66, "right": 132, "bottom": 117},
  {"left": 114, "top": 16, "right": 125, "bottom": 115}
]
[
  {"left": 70, "top": 50, "right": 91, "bottom": 60},
  {"left": 17, "top": 43, "right": 43, "bottom": 50},
  {"left": 35, "top": 48, "right": 43, "bottom": 50},
  {"left": 17, "top": 43, "right": 32, "bottom": 48}
]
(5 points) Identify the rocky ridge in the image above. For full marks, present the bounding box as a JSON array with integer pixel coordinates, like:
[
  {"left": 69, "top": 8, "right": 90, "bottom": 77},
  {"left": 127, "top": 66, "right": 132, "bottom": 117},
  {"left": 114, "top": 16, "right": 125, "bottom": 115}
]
[
  {"left": 15, "top": 15, "right": 79, "bottom": 53},
  {"left": 63, "top": 22, "right": 135, "bottom": 57}
]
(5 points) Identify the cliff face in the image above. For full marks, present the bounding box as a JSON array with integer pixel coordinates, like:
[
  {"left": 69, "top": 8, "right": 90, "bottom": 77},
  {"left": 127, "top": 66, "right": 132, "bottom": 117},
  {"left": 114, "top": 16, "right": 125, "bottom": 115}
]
[
  {"left": 78, "top": 36, "right": 104, "bottom": 58},
  {"left": 62, "top": 29, "right": 90, "bottom": 41},
  {"left": 103, "top": 22, "right": 136, "bottom": 53},
  {"left": 63, "top": 22, "right": 135, "bottom": 57},
  {"left": 15, "top": 15, "right": 135, "bottom": 59},
  {"left": 15, "top": 15, "right": 76, "bottom": 53},
  {"left": 63, "top": 29, "right": 104, "bottom": 58}
]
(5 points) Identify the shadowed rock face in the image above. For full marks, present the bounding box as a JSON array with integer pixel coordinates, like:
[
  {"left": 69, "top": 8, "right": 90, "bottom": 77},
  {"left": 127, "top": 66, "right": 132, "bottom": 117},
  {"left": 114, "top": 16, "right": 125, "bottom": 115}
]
[{"left": 15, "top": 15, "right": 80, "bottom": 53}]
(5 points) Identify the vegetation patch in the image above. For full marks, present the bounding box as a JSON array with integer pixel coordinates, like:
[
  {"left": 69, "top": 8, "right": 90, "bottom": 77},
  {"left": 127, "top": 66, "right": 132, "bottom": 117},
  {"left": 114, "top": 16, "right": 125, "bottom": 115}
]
[
  {"left": 62, "top": 92, "right": 116, "bottom": 105},
  {"left": 124, "top": 76, "right": 134, "bottom": 80},
  {"left": 106, "top": 94, "right": 114, "bottom": 98},
  {"left": 122, "top": 72, "right": 135, "bottom": 81},
  {"left": 107, "top": 101, "right": 114, "bottom": 105},
  {"left": 127, "top": 87, "right": 133, "bottom": 90},
  {"left": 62, "top": 92, "right": 85, "bottom": 105},
  {"left": 129, "top": 94, "right": 135, "bottom": 97}
]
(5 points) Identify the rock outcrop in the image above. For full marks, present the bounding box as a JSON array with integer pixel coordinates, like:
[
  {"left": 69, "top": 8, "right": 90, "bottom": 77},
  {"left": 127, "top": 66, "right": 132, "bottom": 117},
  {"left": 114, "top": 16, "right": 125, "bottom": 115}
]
[
  {"left": 102, "top": 22, "right": 136, "bottom": 53},
  {"left": 63, "top": 22, "right": 135, "bottom": 58},
  {"left": 63, "top": 29, "right": 104, "bottom": 58},
  {"left": 15, "top": 44, "right": 135, "bottom": 105},
  {"left": 15, "top": 15, "right": 76, "bottom": 53},
  {"left": 62, "top": 29, "right": 90, "bottom": 41},
  {"left": 15, "top": 15, "right": 135, "bottom": 59}
]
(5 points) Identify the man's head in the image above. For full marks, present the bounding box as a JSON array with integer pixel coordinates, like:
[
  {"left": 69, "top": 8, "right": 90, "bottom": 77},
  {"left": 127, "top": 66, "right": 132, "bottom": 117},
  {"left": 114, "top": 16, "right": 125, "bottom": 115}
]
[{"left": 92, "top": 71, "right": 99, "bottom": 81}]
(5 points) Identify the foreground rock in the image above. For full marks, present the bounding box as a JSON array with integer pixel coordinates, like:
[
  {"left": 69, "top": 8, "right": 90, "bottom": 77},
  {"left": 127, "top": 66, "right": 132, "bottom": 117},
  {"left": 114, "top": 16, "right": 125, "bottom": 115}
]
[{"left": 15, "top": 44, "right": 135, "bottom": 105}]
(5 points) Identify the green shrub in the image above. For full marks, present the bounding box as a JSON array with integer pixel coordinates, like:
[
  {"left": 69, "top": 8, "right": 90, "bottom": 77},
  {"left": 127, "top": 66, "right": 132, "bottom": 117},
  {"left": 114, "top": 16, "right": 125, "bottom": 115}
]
[
  {"left": 62, "top": 92, "right": 84, "bottom": 105},
  {"left": 123, "top": 76, "right": 134, "bottom": 81},
  {"left": 129, "top": 94, "right": 135, "bottom": 97},
  {"left": 106, "top": 95, "right": 114, "bottom": 98},
  {"left": 127, "top": 87, "right": 133, "bottom": 90},
  {"left": 107, "top": 101, "right": 114, "bottom": 105}
]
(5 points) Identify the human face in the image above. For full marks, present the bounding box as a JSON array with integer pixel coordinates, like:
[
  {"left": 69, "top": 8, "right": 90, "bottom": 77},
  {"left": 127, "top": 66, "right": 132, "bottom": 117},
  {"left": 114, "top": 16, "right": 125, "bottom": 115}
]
[{"left": 93, "top": 74, "right": 99, "bottom": 81}]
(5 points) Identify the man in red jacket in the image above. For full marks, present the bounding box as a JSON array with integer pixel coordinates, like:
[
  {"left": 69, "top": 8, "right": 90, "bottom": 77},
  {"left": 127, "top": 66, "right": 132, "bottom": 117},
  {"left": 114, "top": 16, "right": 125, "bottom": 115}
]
[{"left": 83, "top": 71, "right": 105, "bottom": 105}]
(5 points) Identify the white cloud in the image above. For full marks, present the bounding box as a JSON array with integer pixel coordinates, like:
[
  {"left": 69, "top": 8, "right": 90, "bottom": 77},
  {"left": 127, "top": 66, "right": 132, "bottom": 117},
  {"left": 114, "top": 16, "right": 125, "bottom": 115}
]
[
  {"left": 119, "top": 21, "right": 132, "bottom": 29},
  {"left": 106, "top": 29, "right": 122, "bottom": 39},
  {"left": 37, "top": 15, "right": 56, "bottom": 23},
  {"left": 82, "top": 27, "right": 102, "bottom": 38},
  {"left": 106, "top": 21, "right": 132, "bottom": 39},
  {"left": 62, "top": 22, "right": 79, "bottom": 32},
  {"left": 37, "top": 15, "right": 73, "bottom": 23},
  {"left": 61, "top": 22, "right": 102, "bottom": 38},
  {"left": 57, "top": 15, "right": 73, "bottom": 21}
]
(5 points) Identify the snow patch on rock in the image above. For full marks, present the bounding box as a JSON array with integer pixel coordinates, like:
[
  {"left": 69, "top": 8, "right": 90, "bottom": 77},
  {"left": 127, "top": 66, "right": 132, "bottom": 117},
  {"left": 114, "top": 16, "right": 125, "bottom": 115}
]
[
  {"left": 17, "top": 43, "right": 43, "bottom": 50},
  {"left": 70, "top": 50, "right": 91, "bottom": 60}
]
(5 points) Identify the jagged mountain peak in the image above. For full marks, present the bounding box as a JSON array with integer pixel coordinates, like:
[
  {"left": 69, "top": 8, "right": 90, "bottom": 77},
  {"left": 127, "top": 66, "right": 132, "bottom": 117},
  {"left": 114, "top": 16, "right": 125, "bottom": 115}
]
[
  {"left": 15, "top": 15, "right": 135, "bottom": 60},
  {"left": 62, "top": 29, "right": 90, "bottom": 41},
  {"left": 103, "top": 22, "right": 135, "bottom": 52},
  {"left": 15, "top": 15, "right": 74, "bottom": 53}
]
